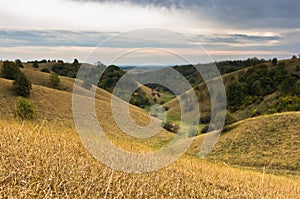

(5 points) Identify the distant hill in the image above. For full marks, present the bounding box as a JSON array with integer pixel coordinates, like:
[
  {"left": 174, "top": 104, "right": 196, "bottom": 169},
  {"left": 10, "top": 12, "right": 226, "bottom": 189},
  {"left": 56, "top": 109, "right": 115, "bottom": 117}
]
[{"left": 163, "top": 58, "right": 300, "bottom": 134}]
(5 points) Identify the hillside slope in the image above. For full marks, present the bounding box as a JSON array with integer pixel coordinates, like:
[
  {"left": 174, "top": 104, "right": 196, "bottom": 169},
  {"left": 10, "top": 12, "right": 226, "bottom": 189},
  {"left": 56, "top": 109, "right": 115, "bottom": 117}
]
[
  {"left": 1, "top": 62, "right": 300, "bottom": 198},
  {"left": 186, "top": 112, "right": 300, "bottom": 176},
  {"left": 0, "top": 119, "right": 299, "bottom": 198},
  {"left": 0, "top": 77, "right": 174, "bottom": 152},
  {"left": 164, "top": 58, "right": 300, "bottom": 127}
]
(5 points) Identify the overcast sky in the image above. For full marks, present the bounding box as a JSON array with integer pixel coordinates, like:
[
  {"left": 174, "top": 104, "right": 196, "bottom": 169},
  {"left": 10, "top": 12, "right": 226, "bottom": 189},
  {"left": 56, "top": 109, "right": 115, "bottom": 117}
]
[{"left": 0, "top": 0, "right": 299, "bottom": 65}]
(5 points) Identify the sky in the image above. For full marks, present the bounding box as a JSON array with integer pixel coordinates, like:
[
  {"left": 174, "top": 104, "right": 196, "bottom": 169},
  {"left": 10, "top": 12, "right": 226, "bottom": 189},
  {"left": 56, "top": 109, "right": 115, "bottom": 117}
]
[{"left": 0, "top": 0, "right": 299, "bottom": 65}]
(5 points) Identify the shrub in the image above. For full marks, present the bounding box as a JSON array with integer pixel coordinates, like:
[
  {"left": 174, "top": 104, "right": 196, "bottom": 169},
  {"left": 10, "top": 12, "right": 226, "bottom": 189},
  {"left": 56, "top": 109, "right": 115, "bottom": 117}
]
[
  {"left": 1, "top": 60, "right": 21, "bottom": 80},
  {"left": 13, "top": 72, "right": 32, "bottom": 97},
  {"left": 163, "top": 121, "right": 179, "bottom": 133},
  {"left": 201, "top": 125, "right": 215, "bottom": 134},
  {"left": 200, "top": 115, "right": 211, "bottom": 123},
  {"left": 40, "top": 68, "right": 50, "bottom": 73},
  {"left": 272, "top": 58, "right": 277, "bottom": 66},
  {"left": 50, "top": 73, "right": 60, "bottom": 88},
  {"left": 15, "top": 97, "right": 36, "bottom": 120},
  {"left": 32, "top": 62, "right": 39, "bottom": 68}
]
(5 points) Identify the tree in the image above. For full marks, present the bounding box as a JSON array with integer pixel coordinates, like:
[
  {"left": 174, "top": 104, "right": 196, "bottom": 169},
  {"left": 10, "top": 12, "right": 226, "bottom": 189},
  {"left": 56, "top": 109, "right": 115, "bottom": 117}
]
[
  {"left": 13, "top": 72, "right": 32, "bottom": 97},
  {"left": 15, "top": 97, "right": 36, "bottom": 120},
  {"left": 40, "top": 68, "right": 50, "bottom": 73},
  {"left": 15, "top": 59, "right": 24, "bottom": 68},
  {"left": 280, "top": 77, "right": 296, "bottom": 95},
  {"left": 49, "top": 73, "right": 60, "bottom": 88},
  {"left": 73, "top": 58, "right": 80, "bottom": 72},
  {"left": 1, "top": 60, "right": 21, "bottom": 80},
  {"left": 293, "top": 81, "right": 300, "bottom": 96},
  {"left": 73, "top": 58, "right": 79, "bottom": 65},
  {"left": 272, "top": 58, "right": 278, "bottom": 66},
  {"left": 32, "top": 61, "right": 39, "bottom": 68},
  {"left": 226, "top": 80, "right": 247, "bottom": 111}
]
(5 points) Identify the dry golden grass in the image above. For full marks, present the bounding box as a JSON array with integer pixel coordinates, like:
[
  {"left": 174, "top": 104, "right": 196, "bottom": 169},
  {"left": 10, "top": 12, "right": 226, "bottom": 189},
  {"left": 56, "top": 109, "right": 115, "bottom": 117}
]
[
  {"left": 0, "top": 119, "right": 299, "bottom": 198},
  {"left": 202, "top": 112, "right": 300, "bottom": 177},
  {"left": 22, "top": 68, "right": 75, "bottom": 92},
  {"left": 0, "top": 76, "right": 175, "bottom": 153}
]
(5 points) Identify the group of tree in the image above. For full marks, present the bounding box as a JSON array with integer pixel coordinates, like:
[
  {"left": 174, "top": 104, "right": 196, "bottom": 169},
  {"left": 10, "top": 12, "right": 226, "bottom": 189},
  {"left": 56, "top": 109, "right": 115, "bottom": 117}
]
[
  {"left": 171, "top": 57, "right": 267, "bottom": 89},
  {"left": 1, "top": 61, "right": 32, "bottom": 97},
  {"left": 226, "top": 63, "right": 300, "bottom": 112},
  {"left": 51, "top": 59, "right": 80, "bottom": 78}
]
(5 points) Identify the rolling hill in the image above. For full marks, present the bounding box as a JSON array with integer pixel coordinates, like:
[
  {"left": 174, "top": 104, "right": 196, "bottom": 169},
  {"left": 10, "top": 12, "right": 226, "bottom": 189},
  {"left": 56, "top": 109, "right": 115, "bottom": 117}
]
[
  {"left": 163, "top": 58, "right": 300, "bottom": 131},
  {"left": 0, "top": 59, "right": 300, "bottom": 197},
  {"left": 186, "top": 112, "right": 300, "bottom": 177}
]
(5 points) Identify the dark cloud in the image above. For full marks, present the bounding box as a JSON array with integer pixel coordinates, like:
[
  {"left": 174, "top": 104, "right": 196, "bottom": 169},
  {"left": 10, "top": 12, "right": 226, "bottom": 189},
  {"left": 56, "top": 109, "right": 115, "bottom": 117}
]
[{"left": 74, "top": 0, "right": 300, "bottom": 29}]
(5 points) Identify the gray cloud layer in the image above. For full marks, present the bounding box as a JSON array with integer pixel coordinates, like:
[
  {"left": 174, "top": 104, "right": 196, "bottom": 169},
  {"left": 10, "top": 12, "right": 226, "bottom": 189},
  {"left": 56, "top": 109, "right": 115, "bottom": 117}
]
[
  {"left": 0, "top": 30, "right": 282, "bottom": 48},
  {"left": 75, "top": 0, "right": 300, "bottom": 29}
]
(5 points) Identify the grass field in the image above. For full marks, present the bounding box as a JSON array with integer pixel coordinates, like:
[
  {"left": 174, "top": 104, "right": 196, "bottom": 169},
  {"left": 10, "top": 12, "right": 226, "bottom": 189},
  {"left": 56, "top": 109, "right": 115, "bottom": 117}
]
[
  {"left": 0, "top": 119, "right": 299, "bottom": 198},
  {"left": 205, "top": 112, "right": 300, "bottom": 177}
]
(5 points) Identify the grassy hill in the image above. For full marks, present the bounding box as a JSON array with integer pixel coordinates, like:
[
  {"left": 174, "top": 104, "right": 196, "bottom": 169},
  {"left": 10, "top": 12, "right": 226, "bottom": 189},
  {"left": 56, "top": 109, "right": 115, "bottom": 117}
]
[
  {"left": 0, "top": 76, "right": 174, "bottom": 152},
  {"left": 185, "top": 112, "right": 300, "bottom": 177},
  {"left": 1, "top": 59, "right": 300, "bottom": 197},
  {"left": 163, "top": 58, "right": 300, "bottom": 130}
]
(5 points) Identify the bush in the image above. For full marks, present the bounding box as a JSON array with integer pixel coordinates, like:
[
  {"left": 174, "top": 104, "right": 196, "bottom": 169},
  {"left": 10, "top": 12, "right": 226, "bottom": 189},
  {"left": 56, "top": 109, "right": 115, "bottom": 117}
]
[
  {"left": 200, "top": 115, "right": 211, "bottom": 123},
  {"left": 50, "top": 73, "right": 60, "bottom": 88},
  {"left": 1, "top": 60, "right": 21, "bottom": 80},
  {"left": 163, "top": 121, "right": 179, "bottom": 133},
  {"left": 15, "top": 97, "right": 36, "bottom": 120},
  {"left": 40, "top": 68, "right": 50, "bottom": 73},
  {"left": 201, "top": 125, "right": 215, "bottom": 134},
  {"left": 32, "top": 62, "right": 39, "bottom": 68},
  {"left": 272, "top": 58, "right": 277, "bottom": 66},
  {"left": 13, "top": 72, "right": 32, "bottom": 97}
]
